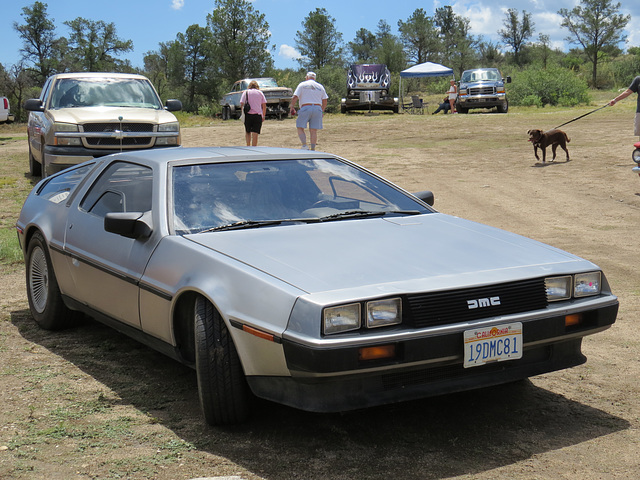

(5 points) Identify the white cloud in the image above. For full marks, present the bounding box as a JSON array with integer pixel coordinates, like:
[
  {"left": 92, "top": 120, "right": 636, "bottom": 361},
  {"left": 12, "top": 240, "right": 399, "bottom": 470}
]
[
  {"left": 171, "top": 0, "right": 184, "bottom": 10},
  {"left": 279, "top": 44, "right": 300, "bottom": 61}
]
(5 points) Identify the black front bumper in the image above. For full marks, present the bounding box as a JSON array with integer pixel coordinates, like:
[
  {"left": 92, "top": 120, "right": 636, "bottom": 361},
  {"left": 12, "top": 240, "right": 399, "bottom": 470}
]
[{"left": 249, "top": 303, "right": 618, "bottom": 412}]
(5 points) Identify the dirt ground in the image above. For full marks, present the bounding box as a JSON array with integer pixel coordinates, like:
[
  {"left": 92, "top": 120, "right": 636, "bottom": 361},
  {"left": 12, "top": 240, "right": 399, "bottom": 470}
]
[{"left": 1, "top": 104, "right": 639, "bottom": 479}]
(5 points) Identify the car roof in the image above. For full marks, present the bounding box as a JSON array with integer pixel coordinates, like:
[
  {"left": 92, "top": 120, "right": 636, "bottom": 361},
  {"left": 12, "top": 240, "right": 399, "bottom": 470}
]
[
  {"left": 101, "top": 146, "right": 338, "bottom": 167},
  {"left": 49, "top": 72, "right": 149, "bottom": 80}
]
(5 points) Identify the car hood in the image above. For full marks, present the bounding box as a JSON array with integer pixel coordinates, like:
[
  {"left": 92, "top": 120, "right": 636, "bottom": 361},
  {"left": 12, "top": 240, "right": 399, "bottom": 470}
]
[
  {"left": 186, "top": 213, "right": 595, "bottom": 296},
  {"left": 47, "top": 106, "right": 178, "bottom": 124}
]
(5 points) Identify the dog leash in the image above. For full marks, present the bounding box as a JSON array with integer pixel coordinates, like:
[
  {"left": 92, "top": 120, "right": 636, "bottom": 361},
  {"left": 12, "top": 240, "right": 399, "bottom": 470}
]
[{"left": 553, "top": 104, "right": 609, "bottom": 129}]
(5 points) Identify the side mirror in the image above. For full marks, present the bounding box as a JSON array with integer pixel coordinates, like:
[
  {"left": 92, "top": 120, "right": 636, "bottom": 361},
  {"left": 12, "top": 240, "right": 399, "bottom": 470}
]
[
  {"left": 165, "top": 99, "right": 182, "bottom": 111},
  {"left": 504, "top": 76, "right": 512, "bottom": 84},
  {"left": 24, "top": 98, "right": 44, "bottom": 112},
  {"left": 104, "top": 211, "right": 153, "bottom": 239},
  {"left": 414, "top": 190, "right": 435, "bottom": 206}
]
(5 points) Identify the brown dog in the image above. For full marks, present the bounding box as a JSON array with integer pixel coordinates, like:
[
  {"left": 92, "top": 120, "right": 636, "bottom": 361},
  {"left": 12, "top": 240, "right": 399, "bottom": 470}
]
[{"left": 527, "top": 129, "right": 571, "bottom": 163}]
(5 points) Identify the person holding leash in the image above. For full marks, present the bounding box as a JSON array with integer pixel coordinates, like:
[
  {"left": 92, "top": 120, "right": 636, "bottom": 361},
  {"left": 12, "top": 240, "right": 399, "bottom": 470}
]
[
  {"left": 290, "top": 72, "right": 328, "bottom": 150},
  {"left": 609, "top": 76, "right": 640, "bottom": 138},
  {"left": 240, "top": 80, "right": 267, "bottom": 146}
]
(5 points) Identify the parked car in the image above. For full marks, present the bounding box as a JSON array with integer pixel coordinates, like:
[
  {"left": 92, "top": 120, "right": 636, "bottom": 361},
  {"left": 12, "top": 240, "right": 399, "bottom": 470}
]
[
  {"left": 0, "top": 96, "right": 15, "bottom": 123},
  {"left": 456, "top": 68, "right": 511, "bottom": 114},
  {"left": 220, "top": 78, "right": 292, "bottom": 120},
  {"left": 16, "top": 146, "right": 618, "bottom": 425},
  {"left": 24, "top": 72, "right": 182, "bottom": 177}
]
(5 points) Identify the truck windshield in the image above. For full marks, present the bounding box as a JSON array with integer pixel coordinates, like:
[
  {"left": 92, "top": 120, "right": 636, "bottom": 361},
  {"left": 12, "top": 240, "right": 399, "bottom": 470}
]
[
  {"left": 461, "top": 70, "right": 501, "bottom": 82},
  {"left": 50, "top": 78, "right": 163, "bottom": 110}
]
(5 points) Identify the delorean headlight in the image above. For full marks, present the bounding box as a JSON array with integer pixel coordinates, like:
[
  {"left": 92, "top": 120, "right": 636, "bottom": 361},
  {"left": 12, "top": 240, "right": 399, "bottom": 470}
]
[
  {"left": 574, "top": 271, "right": 601, "bottom": 297},
  {"left": 323, "top": 304, "right": 361, "bottom": 335},
  {"left": 545, "top": 276, "right": 572, "bottom": 301},
  {"left": 366, "top": 298, "right": 402, "bottom": 328}
]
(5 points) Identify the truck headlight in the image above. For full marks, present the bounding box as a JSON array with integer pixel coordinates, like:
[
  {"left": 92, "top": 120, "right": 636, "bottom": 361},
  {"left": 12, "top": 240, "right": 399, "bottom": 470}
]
[
  {"left": 157, "top": 122, "right": 180, "bottom": 145},
  {"left": 366, "top": 298, "right": 402, "bottom": 328},
  {"left": 54, "top": 123, "right": 81, "bottom": 146},
  {"left": 323, "top": 304, "right": 361, "bottom": 335},
  {"left": 158, "top": 122, "right": 179, "bottom": 132}
]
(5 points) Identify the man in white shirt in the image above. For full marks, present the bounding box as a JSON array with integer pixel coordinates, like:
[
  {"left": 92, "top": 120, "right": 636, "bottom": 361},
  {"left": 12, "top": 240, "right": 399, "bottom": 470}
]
[{"left": 290, "top": 72, "right": 328, "bottom": 150}]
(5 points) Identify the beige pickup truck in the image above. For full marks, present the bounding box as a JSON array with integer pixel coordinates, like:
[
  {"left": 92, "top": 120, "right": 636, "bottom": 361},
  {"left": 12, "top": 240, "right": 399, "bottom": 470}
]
[{"left": 25, "top": 72, "right": 182, "bottom": 177}]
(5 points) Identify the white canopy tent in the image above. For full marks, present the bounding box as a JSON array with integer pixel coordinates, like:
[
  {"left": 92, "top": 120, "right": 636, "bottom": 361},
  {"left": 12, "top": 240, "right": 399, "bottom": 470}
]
[{"left": 399, "top": 62, "right": 454, "bottom": 108}]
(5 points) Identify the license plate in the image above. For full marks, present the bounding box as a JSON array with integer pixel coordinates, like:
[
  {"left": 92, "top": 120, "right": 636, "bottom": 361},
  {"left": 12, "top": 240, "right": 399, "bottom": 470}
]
[{"left": 463, "top": 322, "right": 523, "bottom": 368}]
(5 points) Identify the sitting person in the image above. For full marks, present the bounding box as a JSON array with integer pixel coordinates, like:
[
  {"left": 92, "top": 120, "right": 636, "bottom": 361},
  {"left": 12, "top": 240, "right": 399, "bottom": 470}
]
[{"left": 432, "top": 97, "right": 451, "bottom": 115}]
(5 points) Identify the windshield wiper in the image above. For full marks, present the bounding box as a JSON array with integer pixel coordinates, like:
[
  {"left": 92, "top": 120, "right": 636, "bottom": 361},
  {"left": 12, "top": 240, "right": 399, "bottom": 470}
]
[
  {"left": 200, "top": 220, "right": 282, "bottom": 232},
  {"left": 317, "top": 210, "right": 423, "bottom": 221}
]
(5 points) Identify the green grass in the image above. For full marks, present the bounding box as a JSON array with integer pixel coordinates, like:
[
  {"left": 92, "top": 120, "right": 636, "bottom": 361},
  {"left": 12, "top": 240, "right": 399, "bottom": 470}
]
[{"left": 0, "top": 225, "right": 22, "bottom": 265}]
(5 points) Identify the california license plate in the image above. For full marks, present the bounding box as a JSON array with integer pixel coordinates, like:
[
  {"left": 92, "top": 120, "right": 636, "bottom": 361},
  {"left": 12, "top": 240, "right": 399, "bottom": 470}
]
[{"left": 463, "top": 322, "right": 523, "bottom": 368}]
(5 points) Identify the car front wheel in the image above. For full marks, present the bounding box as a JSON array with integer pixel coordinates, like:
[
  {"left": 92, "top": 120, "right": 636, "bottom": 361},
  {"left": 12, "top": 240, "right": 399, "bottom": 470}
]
[
  {"left": 194, "top": 296, "right": 250, "bottom": 425},
  {"left": 26, "top": 232, "right": 80, "bottom": 330}
]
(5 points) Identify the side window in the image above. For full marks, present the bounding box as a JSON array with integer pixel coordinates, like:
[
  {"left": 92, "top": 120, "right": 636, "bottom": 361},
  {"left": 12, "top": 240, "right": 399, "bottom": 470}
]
[
  {"left": 37, "top": 163, "right": 95, "bottom": 204},
  {"left": 80, "top": 162, "right": 153, "bottom": 217}
]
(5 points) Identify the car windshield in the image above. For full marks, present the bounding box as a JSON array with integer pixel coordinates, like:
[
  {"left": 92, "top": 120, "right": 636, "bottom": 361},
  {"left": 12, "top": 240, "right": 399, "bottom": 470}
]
[
  {"left": 49, "top": 77, "right": 163, "bottom": 109},
  {"left": 257, "top": 79, "right": 279, "bottom": 88},
  {"left": 461, "top": 70, "right": 500, "bottom": 82},
  {"left": 171, "top": 158, "right": 432, "bottom": 234}
]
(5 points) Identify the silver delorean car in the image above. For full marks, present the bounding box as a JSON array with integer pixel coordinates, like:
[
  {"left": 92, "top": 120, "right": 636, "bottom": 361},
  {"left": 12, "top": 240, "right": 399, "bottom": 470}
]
[{"left": 16, "top": 146, "right": 618, "bottom": 425}]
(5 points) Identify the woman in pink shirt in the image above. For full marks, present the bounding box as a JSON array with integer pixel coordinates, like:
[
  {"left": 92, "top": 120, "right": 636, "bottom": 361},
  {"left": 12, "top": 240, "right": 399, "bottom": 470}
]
[{"left": 240, "top": 81, "right": 267, "bottom": 146}]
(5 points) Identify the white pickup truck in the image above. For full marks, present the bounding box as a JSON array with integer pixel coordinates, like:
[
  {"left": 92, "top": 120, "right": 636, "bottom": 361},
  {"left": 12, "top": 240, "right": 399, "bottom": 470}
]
[
  {"left": 0, "top": 96, "right": 15, "bottom": 123},
  {"left": 24, "top": 72, "right": 182, "bottom": 177}
]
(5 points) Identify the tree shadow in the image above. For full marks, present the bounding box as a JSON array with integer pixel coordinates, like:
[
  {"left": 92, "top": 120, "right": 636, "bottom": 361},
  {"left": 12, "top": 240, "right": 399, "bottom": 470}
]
[{"left": 11, "top": 309, "right": 629, "bottom": 480}]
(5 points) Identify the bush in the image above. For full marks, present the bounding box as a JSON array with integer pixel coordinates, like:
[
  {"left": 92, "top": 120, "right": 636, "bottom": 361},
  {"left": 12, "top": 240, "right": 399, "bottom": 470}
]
[{"left": 509, "top": 66, "right": 591, "bottom": 107}]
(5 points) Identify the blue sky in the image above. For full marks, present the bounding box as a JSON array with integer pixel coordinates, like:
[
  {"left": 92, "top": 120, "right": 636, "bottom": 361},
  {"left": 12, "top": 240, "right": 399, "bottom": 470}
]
[{"left": 1, "top": 0, "right": 639, "bottom": 72}]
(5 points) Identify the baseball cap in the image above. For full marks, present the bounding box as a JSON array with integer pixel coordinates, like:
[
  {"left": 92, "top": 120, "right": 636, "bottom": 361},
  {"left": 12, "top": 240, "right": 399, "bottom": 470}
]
[{"left": 306, "top": 71, "right": 316, "bottom": 79}]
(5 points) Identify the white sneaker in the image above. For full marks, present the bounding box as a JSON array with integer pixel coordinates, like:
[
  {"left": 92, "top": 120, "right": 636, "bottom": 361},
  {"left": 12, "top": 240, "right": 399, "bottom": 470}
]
[{"left": 301, "top": 145, "right": 308, "bottom": 150}]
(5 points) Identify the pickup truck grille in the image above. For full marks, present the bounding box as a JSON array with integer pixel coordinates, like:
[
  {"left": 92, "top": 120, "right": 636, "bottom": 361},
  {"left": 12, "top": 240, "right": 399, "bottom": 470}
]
[
  {"left": 469, "top": 86, "right": 496, "bottom": 96},
  {"left": 406, "top": 278, "right": 548, "bottom": 328},
  {"left": 82, "top": 123, "right": 154, "bottom": 147}
]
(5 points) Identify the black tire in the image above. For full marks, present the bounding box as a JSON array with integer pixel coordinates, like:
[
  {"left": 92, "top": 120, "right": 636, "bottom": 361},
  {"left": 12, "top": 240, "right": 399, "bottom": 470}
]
[
  {"left": 632, "top": 148, "right": 640, "bottom": 164},
  {"left": 222, "top": 106, "right": 230, "bottom": 120},
  {"left": 26, "top": 232, "right": 80, "bottom": 330},
  {"left": 194, "top": 296, "right": 250, "bottom": 425},
  {"left": 28, "top": 146, "right": 42, "bottom": 177},
  {"left": 497, "top": 100, "right": 508, "bottom": 113}
]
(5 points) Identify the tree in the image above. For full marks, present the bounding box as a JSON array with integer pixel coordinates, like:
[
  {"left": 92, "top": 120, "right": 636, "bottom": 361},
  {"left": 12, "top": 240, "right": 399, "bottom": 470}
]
[
  {"left": 176, "top": 25, "right": 214, "bottom": 111},
  {"left": 348, "top": 28, "right": 376, "bottom": 63},
  {"left": 559, "top": 0, "right": 630, "bottom": 87},
  {"left": 498, "top": 8, "right": 534, "bottom": 66},
  {"left": 397, "top": 8, "right": 440, "bottom": 65},
  {"left": 64, "top": 17, "right": 133, "bottom": 71},
  {"left": 13, "top": 1, "right": 62, "bottom": 82},
  {"left": 295, "top": 8, "right": 344, "bottom": 70},
  {"left": 434, "top": 6, "right": 477, "bottom": 76},
  {"left": 373, "top": 21, "right": 406, "bottom": 72},
  {"left": 207, "top": 0, "right": 273, "bottom": 81}
]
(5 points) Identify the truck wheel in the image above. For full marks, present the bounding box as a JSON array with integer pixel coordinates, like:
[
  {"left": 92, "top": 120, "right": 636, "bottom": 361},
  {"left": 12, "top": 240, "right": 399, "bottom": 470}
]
[
  {"left": 341, "top": 104, "right": 347, "bottom": 114},
  {"left": 497, "top": 101, "right": 508, "bottom": 113},
  {"left": 29, "top": 146, "right": 42, "bottom": 177},
  {"left": 221, "top": 106, "right": 230, "bottom": 120},
  {"left": 457, "top": 106, "right": 469, "bottom": 114}
]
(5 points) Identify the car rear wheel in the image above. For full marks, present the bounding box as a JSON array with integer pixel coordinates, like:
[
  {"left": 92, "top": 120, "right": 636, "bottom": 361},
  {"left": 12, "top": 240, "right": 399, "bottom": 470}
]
[
  {"left": 194, "top": 296, "right": 250, "bottom": 425},
  {"left": 26, "top": 232, "right": 80, "bottom": 330}
]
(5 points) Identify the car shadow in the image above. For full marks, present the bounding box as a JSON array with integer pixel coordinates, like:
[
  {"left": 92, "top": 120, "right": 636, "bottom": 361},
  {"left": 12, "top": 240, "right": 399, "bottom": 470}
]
[{"left": 12, "top": 309, "right": 629, "bottom": 480}]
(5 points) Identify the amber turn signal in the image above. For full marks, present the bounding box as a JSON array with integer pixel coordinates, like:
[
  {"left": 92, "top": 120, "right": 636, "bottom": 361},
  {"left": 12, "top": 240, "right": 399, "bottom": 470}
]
[
  {"left": 359, "top": 344, "right": 396, "bottom": 361},
  {"left": 565, "top": 314, "right": 582, "bottom": 327}
]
